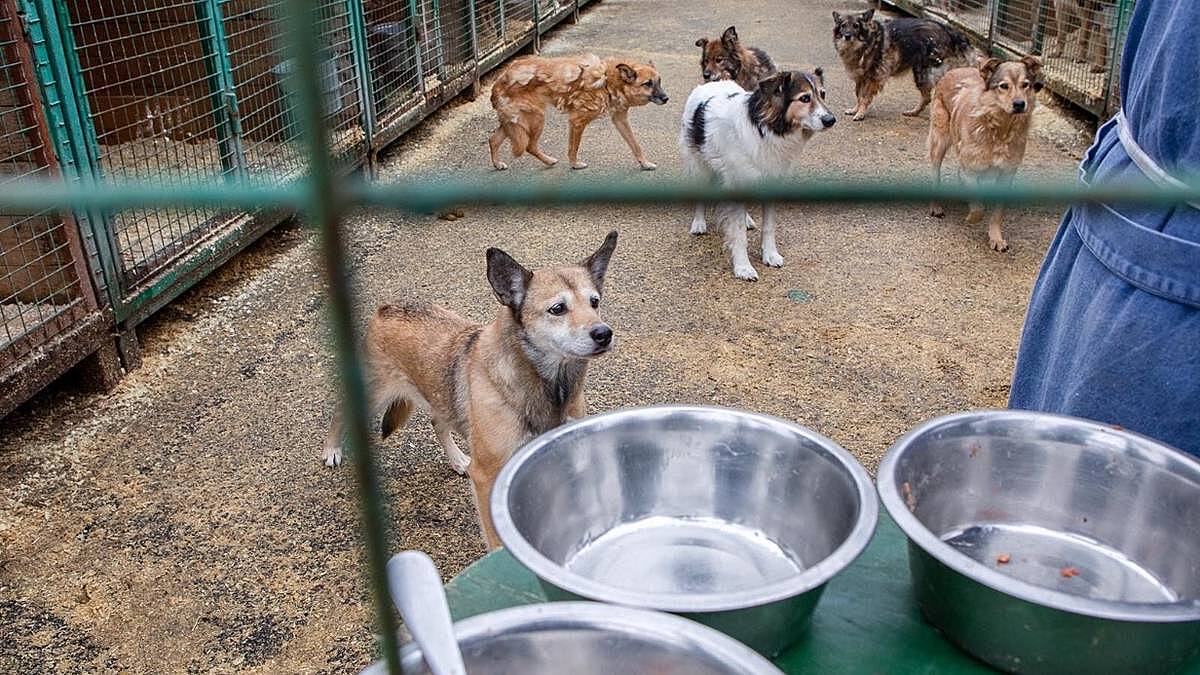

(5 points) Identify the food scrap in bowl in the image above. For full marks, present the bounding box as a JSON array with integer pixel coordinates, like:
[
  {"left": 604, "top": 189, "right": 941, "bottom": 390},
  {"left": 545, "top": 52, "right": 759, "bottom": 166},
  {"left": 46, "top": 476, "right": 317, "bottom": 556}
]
[
  {"left": 996, "top": 553, "right": 1011, "bottom": 565},
  {"left": 1060, "top": 566, "right": 1081, "bottom": 578}
]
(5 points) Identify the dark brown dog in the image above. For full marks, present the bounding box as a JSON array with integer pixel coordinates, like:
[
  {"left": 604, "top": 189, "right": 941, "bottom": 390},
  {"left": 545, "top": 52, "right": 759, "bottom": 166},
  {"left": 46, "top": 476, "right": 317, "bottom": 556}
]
[
  {"left": 833, "top": 9, "right": 979, "bottom": 120},
  {"left": 488, "top": 54, "right": 668, "bottom": 171},
  {"left": 694, "top": 26, "right": 778, "bottom": 91}
]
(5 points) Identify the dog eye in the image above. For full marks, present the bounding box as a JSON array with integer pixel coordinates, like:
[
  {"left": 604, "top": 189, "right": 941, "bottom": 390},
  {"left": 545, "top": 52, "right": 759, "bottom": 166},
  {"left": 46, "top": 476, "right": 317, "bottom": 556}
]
[
  {"left": 590, "top": 296, "right": 600, "bottom": 309},
  {"left": 799, "top": 93, "right": 811, "bottom": 103},
  {"left": 999, "top": 83, "right": 1010, "bottom": 90},
  {"left": 1021, "top": 81, "right": 1030, "bottom": 89},
  {"left": 643, "top": 81, "right": 653, "bottom": 87},
  {"left": 548, "top": 303, "right": 567, "bottom": 316}
]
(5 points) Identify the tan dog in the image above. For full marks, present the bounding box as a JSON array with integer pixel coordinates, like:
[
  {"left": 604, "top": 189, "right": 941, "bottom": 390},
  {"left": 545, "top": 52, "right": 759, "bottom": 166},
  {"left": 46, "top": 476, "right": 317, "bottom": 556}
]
[
  {"left": 323, "top": 232, "right": 618, "bottom": 549},
  {"left": 488, "top": 54, "right": 668, "bottom": 171},
  {"left": 929, "top": 56, "right": 1042, "bottom": 252}
]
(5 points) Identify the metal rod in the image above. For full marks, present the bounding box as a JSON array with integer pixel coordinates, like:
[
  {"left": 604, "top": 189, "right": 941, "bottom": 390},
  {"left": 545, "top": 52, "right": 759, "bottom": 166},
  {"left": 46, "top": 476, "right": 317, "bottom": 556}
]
[
  {"left": 280, "top": 0, "right": 401, "bottom": 673},
  {"left": 3, "top": 175, "right": 1200, "bottom": 213}
]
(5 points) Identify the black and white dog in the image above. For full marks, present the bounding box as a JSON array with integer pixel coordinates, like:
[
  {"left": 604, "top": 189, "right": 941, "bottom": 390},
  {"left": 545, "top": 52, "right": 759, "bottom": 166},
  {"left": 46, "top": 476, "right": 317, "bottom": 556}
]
[{"left": 679, "top": 71, "right": 835, "bottom": 281}]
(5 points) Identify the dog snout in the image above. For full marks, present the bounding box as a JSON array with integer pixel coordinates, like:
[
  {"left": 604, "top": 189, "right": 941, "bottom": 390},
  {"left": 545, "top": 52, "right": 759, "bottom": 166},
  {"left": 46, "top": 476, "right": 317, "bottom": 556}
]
[
  {"left": 821, "top": 113, "right": 837, "bottom": 128},
  {"left": 652, "top": 94, "right": 669, "bottom": 104},
  {"left": 1012, "top": 100, "right": 1027, "bottom": 113},
  {"left": 589, "top": 324, "right": 613, "bottom": 347},
  {"left": 702, "top": 69, "right": 714, "bottom": 81}
]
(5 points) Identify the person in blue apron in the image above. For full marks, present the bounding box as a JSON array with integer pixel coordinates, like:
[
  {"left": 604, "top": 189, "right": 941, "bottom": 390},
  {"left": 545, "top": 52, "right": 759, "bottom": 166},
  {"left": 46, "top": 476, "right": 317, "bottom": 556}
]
[{"left": 1009, "top": 0, "right": 1200, "bottom": 456}]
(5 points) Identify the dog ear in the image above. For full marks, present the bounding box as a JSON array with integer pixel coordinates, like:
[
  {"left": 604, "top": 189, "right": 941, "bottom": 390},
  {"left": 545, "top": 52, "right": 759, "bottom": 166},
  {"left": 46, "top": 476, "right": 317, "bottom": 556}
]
[
  {"left": 814, "top": 66, "right": 825, "bottom": 85},
  {"left": 486, "top": 247, "right": 533, "bottom": 310},
  {"left": 833, "top": 10, "right": 842, "bottom": 22},
  {"left": 1020, "top": 55, "right": 1043, "bottom": 86},
  {"left": 695, "top": 37, "right": 708, "bottom": 48},
  {"left": 861, "top": 8, "right": 875, "bottom": 21},
  {"left": 758, "top": 72, "right": 784, "bottom": 97},
  {"left": 721, "top": 26, "right": 739, "bottom": 47},
  {"left": 979, "top": 57, "right": 1002, "bottom": 86},
  {"left": 582, "top": 230, "right": 618, "bottom": 291},
  {"left": 616, "top": 63, "right": 637, "bottom": 84}
]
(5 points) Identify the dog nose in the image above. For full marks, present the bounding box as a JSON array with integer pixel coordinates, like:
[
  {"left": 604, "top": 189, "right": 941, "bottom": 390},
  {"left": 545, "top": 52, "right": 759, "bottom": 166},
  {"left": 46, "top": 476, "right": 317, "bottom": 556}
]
[
  {"left": 589, "top": 325, "right": 613, "bottom": 347},
  {"left": 821, "top": 114, "right": 837, "bottom": 128},
  {"left": 658, "top": 95, "right": 669, "bottom": 103},
  {"left": 702, "top": 70, "right": 713, "bottom": 80},
  {"left": 1013, "top": 100, "right": 1027, "bottom": 113}
]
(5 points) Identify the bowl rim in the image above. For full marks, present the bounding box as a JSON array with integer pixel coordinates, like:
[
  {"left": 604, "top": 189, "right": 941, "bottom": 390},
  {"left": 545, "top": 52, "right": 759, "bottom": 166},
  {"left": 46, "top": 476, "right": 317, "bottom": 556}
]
[
  {"left": 877, "top": 408, "right": 1200, "bottom": 624},
  {"left": 362, "top": 602, "right": 783, "bottom": 674},
  {"left": 491, "top": 404, "right": 879, "bottom": 613}
]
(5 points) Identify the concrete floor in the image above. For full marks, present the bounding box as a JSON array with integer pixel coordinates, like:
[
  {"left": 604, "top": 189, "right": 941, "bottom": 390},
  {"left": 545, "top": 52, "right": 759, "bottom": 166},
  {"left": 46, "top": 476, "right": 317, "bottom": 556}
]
[{"left": 0, "top": 0, "right": 1089, "bottom": 672}]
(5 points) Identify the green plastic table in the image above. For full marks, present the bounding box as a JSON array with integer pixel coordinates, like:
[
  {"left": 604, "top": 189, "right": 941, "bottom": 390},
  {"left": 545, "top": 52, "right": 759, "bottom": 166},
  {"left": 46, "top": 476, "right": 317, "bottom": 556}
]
[{"left": 443, "top": 510, "right": 1200, "bottom": 673}]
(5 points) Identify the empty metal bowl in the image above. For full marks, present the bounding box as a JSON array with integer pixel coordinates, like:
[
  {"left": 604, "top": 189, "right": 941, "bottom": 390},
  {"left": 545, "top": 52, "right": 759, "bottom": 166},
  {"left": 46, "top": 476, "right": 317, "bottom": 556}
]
[
  {"left": 361, "top": 602, "right": 782, "bottom": 674},
  {"left": 491, "top": 405, "right": 878, "bottom": 656},
  {"left": 879, "top": 410, "right": 1200, "bottom": 674}
]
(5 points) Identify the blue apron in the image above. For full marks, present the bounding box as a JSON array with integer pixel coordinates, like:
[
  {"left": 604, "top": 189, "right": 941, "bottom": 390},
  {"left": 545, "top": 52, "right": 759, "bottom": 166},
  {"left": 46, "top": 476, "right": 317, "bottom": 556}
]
[{"left": 1009, "top": 0, "right": 1200, "bottom": 456}]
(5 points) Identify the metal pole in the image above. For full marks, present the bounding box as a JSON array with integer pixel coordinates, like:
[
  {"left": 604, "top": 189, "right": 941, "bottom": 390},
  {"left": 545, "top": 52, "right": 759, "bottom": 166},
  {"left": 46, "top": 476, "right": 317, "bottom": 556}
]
[
  {"left": 280, "top": 0, "right": 401, "bottom": 673},
  {"left": 1100, "top": 0, "right": 1130, "bottom": 119},
  {"left": 532, "top": 0, "right": 540, "bottom": 54}
]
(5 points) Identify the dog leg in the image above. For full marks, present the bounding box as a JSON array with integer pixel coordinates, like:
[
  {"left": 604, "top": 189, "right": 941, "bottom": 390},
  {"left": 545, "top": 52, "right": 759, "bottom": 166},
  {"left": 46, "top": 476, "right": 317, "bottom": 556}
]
[
  {"left": 434, "top": 418, "right": 470, "bottom": 475},
  {"left": 567, "top": 117, "right": 591, "bottom": 170},
  {"left": 987, "top": 207, "right": 1009, "bottom": 252},
  {"left": 761, "top": 203, "right": 784, "bottom": 268},
  {"left": 929, "top": 129, "right": 950, "bottom": 218},
  {"left": 611, "top": 110, "right": 655, "bottom": 170},
  {"left": 690, "top": 203, "right": 708, "bottom": 235},
  {"left": 526, "top": 115, "right": 558, "bottom": 167},
  {"left": 905, "top": 77, "right": 933, "bottom": 117},
  {"left": 488, "top": 127, "right": 509, "bottom": 170},
  {"left": 719, "top": 202, "right": 758, "bottom": 281},
  {"left": 322, "top": 408, "right": 345, "bottom": 467}
]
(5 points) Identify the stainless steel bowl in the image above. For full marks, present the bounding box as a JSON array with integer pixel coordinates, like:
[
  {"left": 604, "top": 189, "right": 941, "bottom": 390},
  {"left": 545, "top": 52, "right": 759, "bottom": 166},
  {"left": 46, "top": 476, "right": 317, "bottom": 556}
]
[
  {"left": 491, "top": 405, "right": 878, "bottom": 656},
  {"left": 362, "top": 602, "right": 783, "bottom": 674},
  {"left": 879, "top": 410, "right": 1200, "bottom": 674}
]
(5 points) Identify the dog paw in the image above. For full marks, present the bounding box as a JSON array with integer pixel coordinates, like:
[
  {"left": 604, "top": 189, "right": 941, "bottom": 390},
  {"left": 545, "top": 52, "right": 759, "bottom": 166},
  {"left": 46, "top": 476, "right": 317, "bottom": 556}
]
[
  {"left": 540, "top": 156, "right": 559, "bottom": 166},
  {"left": 930, "top": 205, "right": 945, "bottom": 218},
  {"left": 989, "top": 237, "right": 1010, "bottom": 252},
  {"left": 745, "top": 214, "right": 756, "bottom": 230},
  {"left": 733, "top": 263, "right": 759, "bottom": 281},
  {"left": 852, "top": 112, "right": 866, "bottom": 121},
  {"left": 322, "top": 445, "right": 343, "bottom": 468},
  {"left": 571, "top": 161, "right": 589, "bottom": 170},
  {"left": 493, "top": 161, "right": 509, "bottom": 171},
  {"left": 639, "top": 160, "right": 658, "bottom": 171},
  {"left": 690, "top": 219, "right": 708, "bottom": 235},
  {"left": 449, "top": 455, "right": 471, "bottom": 476},
  {"left": 902, "top": 109, "right": 922, "bottom": 117},
  {"left": 844, "top": 107, "right": 858, "bottom": 115},
  {"left": 763, "top": 250, "right": 784, "bottom": 268}
]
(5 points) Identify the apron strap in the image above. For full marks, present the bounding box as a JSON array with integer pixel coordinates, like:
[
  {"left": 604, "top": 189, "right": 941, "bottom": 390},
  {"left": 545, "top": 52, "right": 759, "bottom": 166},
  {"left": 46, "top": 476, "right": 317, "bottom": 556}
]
[{"left": 1116, "top": 110, "right": 1200, "bottom": 211}]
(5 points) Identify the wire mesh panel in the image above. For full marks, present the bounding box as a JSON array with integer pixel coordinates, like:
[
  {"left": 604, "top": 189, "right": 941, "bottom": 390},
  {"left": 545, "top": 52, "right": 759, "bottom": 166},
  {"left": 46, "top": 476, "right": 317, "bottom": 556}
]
[
  {"left": 1022, "top": 0, "right": 1121, "bottom": 114},
  {"left": 928, "top": 0, "right": 994, "bottom": 41},
  {"left": 63, "top": 0, "right": 240, "bottom": 284},
  {"left": 0, "top": 3, "right": 92, "bottom": 368},
  {"left": 364, "top": 0, "right": 423, "bottom": 125},
  {"left": 221, "top": 0, "right": 366, "bottom": 184}
]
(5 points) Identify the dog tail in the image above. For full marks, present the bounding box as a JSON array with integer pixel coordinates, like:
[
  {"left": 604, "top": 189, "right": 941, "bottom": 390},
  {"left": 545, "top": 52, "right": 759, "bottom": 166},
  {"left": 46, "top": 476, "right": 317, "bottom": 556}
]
[{"left": 380, "top": 398, "right": 413, "bottom": 439}]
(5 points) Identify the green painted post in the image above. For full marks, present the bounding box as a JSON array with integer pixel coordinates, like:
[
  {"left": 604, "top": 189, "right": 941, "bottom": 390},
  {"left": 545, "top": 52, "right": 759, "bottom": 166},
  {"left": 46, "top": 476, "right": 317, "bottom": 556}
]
[
  {"left": 498, "top": 0, "right": 506, "bottom": 46},
  {"left": 532, "top": 0, "right": 540, "bottom": 53},
  {"left": 467, "top": 0, "right": 481, "bottom": 98},
  {"left": 987, "top": 0, "right": 1000, "bottom": 52},
  {"left": 345, "top": 0, "right": 378, "bottom": 160},
  {"left": 194, "top": 0, "right": 247, "bottom": 180},
  {"left": 280, "top": 0, "right": 401, "bottom": 671},
  {"left": 1032, "top": 0, "right": 1048, "bottom": 54},
  {"left": 1101, "top": 0, "right": 1132, "bottom": 118},
  {"left": 410, "top": 0, "right": 427, "bottom": 99},
  {"left": 21, "top": 0, "right": 125, "bottom": 316}
]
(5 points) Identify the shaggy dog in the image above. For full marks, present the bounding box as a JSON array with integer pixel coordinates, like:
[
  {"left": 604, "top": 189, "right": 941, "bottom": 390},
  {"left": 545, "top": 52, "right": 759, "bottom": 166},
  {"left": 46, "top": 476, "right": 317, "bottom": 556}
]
[
  {"left": 488, "top": 54, "right": 668, "bottom": 171},
  {"left": 833, "top": 9, "right": 979, "bottom": 120},
  {"left": 695, "top": 26, "right": 778, "bottom": 91},
  {"left": 929, "top": 56, "right": 1043, "bottom": 252},
  {"left": 680, "top": 71, "right": 835, "bottom": 281}
]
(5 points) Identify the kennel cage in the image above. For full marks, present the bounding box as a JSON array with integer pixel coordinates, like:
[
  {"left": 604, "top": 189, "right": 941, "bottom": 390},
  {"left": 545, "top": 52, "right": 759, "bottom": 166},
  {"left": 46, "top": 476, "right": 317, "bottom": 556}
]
[
  {"left": 0, "top": 0, "right": 591, "bottom": 419},
  {"left": 885, "top": 0, "right": 1135, "bottom": 118}
]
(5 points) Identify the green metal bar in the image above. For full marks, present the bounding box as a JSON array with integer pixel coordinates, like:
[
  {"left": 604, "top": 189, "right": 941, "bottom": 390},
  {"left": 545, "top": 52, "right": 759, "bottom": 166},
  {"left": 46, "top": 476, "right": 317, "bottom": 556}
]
[
  {"left": 346, "top": 0, "right": 378, "bottom": 153},
  {"left": 21, "top": 0, "right": 125, "bottom": 314},
  {"left": 987, "top": 0, "right": 999, "bottom": 52},
  {"left": 1101, "top": 0, "right": 1132, "bottom": 119},
  {"left": 532, "top": 0, "right": 540, "bottom": 52},
  {"left": 4, "top": 175, "right": 1200, "bottom": 213},
  {"left": 467, "top": 0, "right": 481, "bottom": 94},
  {"left": 281, "top": 0, "right": 400, "bottom": 671},
  {"left": 410, "top": 0, "right": 427, "bottom": 99},
  {"left": 194, "top": 0, "right": 247, "bottom": 180},
  {"left": 498, "top": 0, "right": 506, "bottom": 45}
]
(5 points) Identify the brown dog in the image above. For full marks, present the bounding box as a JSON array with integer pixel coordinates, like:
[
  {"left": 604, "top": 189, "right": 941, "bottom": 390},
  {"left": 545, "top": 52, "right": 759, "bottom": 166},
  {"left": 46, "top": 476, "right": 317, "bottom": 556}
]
[
  {"left": 694, "top": 26, "right": 778, "bottom": 91},
  {"left": 322, "top": 232, "right": 618, "bottom": 549},
  {"left": 488, "top": 54, "right": 667, "bottom": 171},
  {"left": 929, "top": 57, "right": 1043, "bottom": 252}
]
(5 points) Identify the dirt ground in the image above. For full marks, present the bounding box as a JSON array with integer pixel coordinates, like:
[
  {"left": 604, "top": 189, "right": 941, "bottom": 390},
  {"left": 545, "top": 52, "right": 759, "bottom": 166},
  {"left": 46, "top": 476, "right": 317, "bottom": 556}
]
[{"left": 0, "top": 0, "right": 1090, "bottom": 672}]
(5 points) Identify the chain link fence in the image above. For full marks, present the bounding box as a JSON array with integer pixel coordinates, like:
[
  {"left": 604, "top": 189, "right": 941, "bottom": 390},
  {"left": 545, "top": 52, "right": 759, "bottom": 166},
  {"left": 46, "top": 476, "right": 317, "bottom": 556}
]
[
  {"left": 887, "top": 0, "right": 1134, "bottom": 118},
  {"left": 0, "top": 0, "right": 593, "bottom": 418}
]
